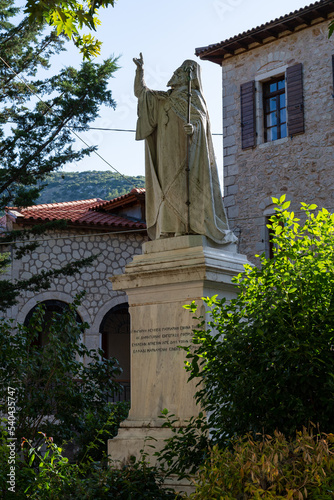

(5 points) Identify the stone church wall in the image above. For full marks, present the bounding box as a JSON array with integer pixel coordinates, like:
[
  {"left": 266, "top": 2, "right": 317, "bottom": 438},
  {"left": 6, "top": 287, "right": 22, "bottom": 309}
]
[{"left": 4, "top": 229, "right": 146, "bottom": 351}]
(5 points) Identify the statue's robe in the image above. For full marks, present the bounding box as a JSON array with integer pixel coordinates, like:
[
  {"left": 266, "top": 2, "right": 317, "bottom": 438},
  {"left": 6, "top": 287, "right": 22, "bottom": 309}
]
[{"left": 136, "top": 85, "right": 236, "bottom": 244}]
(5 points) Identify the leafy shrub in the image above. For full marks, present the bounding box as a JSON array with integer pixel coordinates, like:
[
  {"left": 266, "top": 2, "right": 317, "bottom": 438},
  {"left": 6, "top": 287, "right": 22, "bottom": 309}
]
[
  {"left": 74, "top": 401, "right": 130, "bottom": 463},
  {"left": 187, "top": 427, "right": 334, "bottom": 499},
  {"left": 85, "top": 459, "right": 179, "bottom": 499},
  {"left": 22, "top": 433, "right": 80, "bottom": 499},
  {"left": 20, "top": 433, "right": 179, "bottom": 499},
  {"left": 183, "top": 198, "right": 334, "bottom": 443},
  {"left": 156, "top": 199, "right": 334, "bottom": 480},
  {"left": 156, "top": 410, "right": 209, "bottom": 479},
  {"left": 0, "top": 420, "right": 35, "bottom": 499}
]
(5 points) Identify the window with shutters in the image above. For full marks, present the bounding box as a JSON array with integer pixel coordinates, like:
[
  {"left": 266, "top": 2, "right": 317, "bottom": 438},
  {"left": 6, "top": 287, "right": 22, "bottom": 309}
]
[
  {"left": 263, "top": 76, "right": 287, "bottom": 142},
  {"left": 240, "top": 63, "right": 304, "bottom": 149}
]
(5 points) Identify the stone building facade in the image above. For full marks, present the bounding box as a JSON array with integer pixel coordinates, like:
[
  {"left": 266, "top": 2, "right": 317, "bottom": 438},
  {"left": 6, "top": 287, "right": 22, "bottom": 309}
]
[
  {"left": 196, "top": 0, "right": 334, "bottom": 262},
  {"left": 1, "top": 189, "right": 147, "bottom": 399}
]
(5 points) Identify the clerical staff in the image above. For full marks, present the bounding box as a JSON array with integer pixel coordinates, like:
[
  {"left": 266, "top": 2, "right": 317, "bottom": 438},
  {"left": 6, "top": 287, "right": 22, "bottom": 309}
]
[{"left": 185, "top": 64, "right": 194, "bottom": 235}]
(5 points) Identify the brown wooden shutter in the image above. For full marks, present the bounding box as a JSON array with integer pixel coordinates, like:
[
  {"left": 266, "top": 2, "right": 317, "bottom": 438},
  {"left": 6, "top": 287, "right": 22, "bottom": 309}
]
[
  {"left": 240, "top": 81, "right": 256, "bottom": 149},
  {"left": 286, "top": 63, "right": 304, "bottom": 136}
]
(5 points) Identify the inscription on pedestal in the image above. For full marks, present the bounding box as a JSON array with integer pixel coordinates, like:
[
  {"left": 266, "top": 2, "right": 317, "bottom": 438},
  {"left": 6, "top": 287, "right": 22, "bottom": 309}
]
[{"left": 132, "top": 325, "right": 193, "bottom": 354}]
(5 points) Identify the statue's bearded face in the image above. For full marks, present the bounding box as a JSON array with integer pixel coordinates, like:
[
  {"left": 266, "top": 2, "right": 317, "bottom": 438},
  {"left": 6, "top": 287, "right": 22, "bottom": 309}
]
[{"left": 167, "top": 67, "right": 186, "bottom": 89}]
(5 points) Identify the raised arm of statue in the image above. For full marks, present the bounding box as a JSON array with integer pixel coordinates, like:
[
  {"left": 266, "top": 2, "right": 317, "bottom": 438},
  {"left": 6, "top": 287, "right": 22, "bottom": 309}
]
[{"left": 133, "top": 53, "right": 145, "bottom": 98}]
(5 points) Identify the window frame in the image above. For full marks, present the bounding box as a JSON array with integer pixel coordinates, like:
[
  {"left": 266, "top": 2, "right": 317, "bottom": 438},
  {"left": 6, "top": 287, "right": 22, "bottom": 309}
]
[
  {"left": 262, "top": 75, "right": 287, "bottom": 143},
  {"left": 254, "top": 65, "right": 288, "bottom": 147}
]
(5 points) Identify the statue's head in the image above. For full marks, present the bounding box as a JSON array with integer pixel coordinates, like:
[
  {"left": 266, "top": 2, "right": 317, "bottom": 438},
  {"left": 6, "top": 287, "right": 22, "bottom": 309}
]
[{"left": 167, "top": 60, "right": 202, "bottom": 91}]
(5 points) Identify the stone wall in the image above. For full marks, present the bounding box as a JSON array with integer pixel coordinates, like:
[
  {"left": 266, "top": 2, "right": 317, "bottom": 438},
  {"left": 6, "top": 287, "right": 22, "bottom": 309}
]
[
  {"left": 4, "top": 228, "right": 146, "bottom": 351},
  {"left": 222, "top": 20, "right": 334, "bottom": 262}
]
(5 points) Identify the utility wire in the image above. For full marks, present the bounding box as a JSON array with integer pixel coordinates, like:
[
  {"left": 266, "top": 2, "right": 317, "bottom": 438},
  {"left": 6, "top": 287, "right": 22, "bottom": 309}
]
[
  {"left": 0, "top": 56, "right": 139, "bottom": 191},
  {"left": 6, "top": 121, "right": 137, "bottom": 133},
  {"left": 7, "top": 122, "right": 223, "bottom": 135}
]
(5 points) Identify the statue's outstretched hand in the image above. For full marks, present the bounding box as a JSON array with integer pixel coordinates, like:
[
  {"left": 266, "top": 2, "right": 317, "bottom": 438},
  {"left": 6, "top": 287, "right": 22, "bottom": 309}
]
[{"left": 133, "top": 53, "right": 144, "bottom": 68}]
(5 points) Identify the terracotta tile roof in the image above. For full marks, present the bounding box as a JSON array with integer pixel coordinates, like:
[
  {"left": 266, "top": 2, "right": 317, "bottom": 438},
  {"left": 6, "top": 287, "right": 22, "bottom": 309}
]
[
  {"left": 94, "top": 188, "right": 146, "bottom": 212},
  {"left": 196, "top": 0, "right": 334, "bottom": 63},
  {"left": 6, "top": 195, "right": 147, "bottom": 231},
  {"left": 7, "top": 199, "right": 104, "bottom": 222},
  {"left": 76, "top": 211, "right": 146, "bottom": 229}
]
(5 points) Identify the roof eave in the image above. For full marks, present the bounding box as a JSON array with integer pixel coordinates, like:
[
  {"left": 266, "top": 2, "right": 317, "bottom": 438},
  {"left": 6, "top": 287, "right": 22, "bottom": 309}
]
[
  {"left": 16, "top": 216, "right": 146, "bottom": 232},
  {"left": 196, "top": 0, "right": 334, "bottom": 64},
  {"left": 95, "top": 191, "right": 145, "bottom": 212}
]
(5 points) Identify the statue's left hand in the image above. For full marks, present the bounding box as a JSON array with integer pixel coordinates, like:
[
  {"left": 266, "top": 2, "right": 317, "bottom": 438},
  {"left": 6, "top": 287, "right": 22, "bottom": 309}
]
[{"left": 184, "top": 123, "right": 194, "bottom": 135}]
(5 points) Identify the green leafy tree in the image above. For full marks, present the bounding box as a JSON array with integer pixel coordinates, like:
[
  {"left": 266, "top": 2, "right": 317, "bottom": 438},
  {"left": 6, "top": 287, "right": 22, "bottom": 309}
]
[
  {"left": 184, "top": 197, "right": 334, "bottom": 444},
  {"left": 0, "top": 1, "right": 118, "bottom": 208},
  {"left": 23, "top": 0, "right": 117, "bottom": 59},
  {"left": 0, "top": 0, "right": 119, "bottom": 309}
]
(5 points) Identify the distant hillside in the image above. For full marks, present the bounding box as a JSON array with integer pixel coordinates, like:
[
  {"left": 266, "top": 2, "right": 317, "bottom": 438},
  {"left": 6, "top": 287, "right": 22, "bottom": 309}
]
[{"left": 36, "top": 171, "right": 145, "bottom": 204}]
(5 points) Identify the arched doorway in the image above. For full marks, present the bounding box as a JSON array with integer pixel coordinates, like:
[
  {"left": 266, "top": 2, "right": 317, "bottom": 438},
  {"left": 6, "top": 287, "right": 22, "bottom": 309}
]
[
  {"left": 24, "top": 299, "right": 82, "bottom": 347},
  {"left": 100, "top": 303, "right": 130, "bottom": 402}
]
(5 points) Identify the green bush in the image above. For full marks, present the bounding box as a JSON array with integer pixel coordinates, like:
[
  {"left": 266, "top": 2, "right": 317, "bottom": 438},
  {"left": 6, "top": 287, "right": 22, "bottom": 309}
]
[
  {"left": 84, "top": 459, "right": 179, "bottom": 499},
  {"left": 0, "top": 427, "right": 180, "bottom": 499},
  {"left": 19, "top": 433, "right": 179, "bottom": 499},
  {"left": 156, "top": 410, "right": 209, "bottom": 479},
  {"left": 187, "top": 428, "right": 334, "bottom": 499},
  {"left": 183, "top": 198, "right": 334, "bottom": 443},
  {"left": 74, "top": 401, "right": 130, "bottom": 463},
  {"left": 0, "top": 421, "right": 35, "bottom": 500}
]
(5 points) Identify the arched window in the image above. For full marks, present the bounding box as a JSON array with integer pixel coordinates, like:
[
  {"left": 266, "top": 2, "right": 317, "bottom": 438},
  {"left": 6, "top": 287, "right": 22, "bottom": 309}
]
[
  {"left": 24, "top": 300, "right": 82, "bottom": 346},
  {"left": 100, "top": 304, "right": 130, "bottom": 402}
]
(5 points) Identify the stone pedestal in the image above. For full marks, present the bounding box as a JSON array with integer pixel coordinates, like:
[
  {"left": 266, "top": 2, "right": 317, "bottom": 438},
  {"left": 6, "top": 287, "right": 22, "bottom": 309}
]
[{"left": 107, "top": 235, "right": 248, "bottom": 489}]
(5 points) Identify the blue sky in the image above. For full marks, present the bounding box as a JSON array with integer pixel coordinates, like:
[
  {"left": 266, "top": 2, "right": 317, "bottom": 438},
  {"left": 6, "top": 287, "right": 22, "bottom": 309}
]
[{"left": 23, "top": 0, "right": 316, "bottom": 181}]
